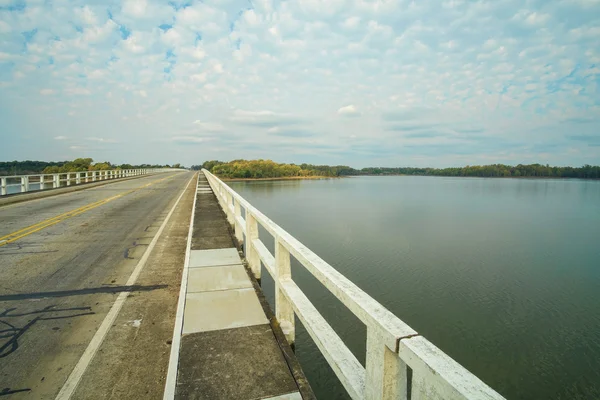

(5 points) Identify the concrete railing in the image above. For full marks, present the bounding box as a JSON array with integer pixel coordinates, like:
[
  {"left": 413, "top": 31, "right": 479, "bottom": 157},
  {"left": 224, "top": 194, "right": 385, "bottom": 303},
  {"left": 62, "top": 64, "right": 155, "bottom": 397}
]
[
  {"left": 203, "top": 169, "right": 504, "bottom": 400},
  {"left": 0, "top": 168, "right": 175, "bottom": 196}
]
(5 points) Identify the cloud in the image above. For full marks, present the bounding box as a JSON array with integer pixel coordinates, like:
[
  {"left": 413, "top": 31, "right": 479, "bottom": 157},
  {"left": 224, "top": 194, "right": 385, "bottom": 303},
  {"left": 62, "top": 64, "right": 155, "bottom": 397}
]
[
  {"left": 0, "top": 0, "right": 598, "bottom": 167},
  {"left": 54, "top": 136, "right": 68, "bottom": 140},
  {"left": 386, "top": 123, "right": 439, "bottom": 132},
  {"left": 404, "top": 131, "right": 447, "bottom": 139},
  {"left": 171, "top": 136, "right": 215, "bottom": 144},
  {"left": 231, "top": 109, "right": 306, "bottom": 128},
  {"left": 567, "top": 135, "right": 600, "bottom": 146},
  {"left": 338, "top": 105, "right": 360, "bottom": 117},
  {"left": 86, "top": 137, "right": 119, "bottom": 143},
  {"left": 64, "top": 88, "right": 91, "bottom": 96},
  {"left": 193, "top": 120, "right": 225, "bottom": 132},
  {"left": 267, "top": 127, "right": 315, "bottom": 137}
]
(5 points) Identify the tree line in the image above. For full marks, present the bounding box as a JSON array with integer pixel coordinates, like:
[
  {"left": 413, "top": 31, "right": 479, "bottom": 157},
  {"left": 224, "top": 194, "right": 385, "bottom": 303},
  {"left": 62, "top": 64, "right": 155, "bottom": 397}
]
[
  {"left": 360, "top": 164, "right": 600, "bottom": 179},
  {"left": 191, "top": 159, "right": 354, "bottom": 178},
  {"left": 0, "top": 159, "right": 177, "bottom": 175},
  {"left": 193, "top": 160, "right": 600, "bottom": 180}
]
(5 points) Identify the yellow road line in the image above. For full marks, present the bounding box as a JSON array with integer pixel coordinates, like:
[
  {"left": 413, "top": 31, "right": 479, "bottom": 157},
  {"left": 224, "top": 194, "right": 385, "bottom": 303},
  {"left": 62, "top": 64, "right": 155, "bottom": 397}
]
[{"left": 0, "top": 173, "right": 179, "bottom": 247}]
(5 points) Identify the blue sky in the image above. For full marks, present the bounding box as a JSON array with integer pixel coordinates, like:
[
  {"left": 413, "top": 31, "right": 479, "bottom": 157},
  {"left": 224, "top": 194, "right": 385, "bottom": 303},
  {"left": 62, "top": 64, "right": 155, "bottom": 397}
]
[{"left": 0, "top": 0, "right": 599, "bottom": 168}]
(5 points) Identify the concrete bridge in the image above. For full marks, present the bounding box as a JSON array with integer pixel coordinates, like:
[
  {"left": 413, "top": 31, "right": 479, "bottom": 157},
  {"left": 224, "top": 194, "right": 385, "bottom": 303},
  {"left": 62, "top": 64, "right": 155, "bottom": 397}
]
[{"left": 0, "top": 168, "right": 504, "bottom": 400}]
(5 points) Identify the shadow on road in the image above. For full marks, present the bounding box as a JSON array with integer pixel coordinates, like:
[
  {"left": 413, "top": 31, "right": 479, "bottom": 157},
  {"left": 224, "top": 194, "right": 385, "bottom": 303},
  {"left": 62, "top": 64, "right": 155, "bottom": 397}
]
[{"left": 0, "top": 284, "right": 168, "bottom": 302}]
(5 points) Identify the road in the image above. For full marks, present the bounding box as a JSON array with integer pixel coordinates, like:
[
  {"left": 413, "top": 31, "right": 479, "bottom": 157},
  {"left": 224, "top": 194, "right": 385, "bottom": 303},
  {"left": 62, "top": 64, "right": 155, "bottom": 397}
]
[{"left": 0, "top": 171, "right": 196, "bottom": 399}]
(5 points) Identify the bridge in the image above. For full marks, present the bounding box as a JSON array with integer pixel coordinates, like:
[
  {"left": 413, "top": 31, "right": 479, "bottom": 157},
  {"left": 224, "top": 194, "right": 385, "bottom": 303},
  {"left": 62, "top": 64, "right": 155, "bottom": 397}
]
[{"left": 0, "top": 168, "right": 504, "bottom": 399}]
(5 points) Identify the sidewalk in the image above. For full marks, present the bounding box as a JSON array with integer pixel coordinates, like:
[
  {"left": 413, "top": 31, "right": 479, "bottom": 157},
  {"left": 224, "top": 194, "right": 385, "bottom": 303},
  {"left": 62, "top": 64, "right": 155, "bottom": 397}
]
[{"left": 166, "top": 173, "right": 310, "bottom": 400}]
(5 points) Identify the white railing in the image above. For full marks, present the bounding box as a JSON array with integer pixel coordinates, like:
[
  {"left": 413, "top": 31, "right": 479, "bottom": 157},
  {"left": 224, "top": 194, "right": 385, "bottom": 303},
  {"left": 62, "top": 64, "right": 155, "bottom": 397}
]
[
  {"left": 203, "top": 169, "right": 504, "bottom": 400},
  {"left": 0, "top": 168, "right": 175, "bottom": 196}
]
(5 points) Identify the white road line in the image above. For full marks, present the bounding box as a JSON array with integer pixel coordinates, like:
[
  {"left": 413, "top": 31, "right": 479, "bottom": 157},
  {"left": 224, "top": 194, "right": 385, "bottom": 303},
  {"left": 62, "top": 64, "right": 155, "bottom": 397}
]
[
  {"left": 55, "top": 174, "right": 195, "bottom": 400},
  {"left": 163, "top": 173, "right": 199, "bottom": 400}
]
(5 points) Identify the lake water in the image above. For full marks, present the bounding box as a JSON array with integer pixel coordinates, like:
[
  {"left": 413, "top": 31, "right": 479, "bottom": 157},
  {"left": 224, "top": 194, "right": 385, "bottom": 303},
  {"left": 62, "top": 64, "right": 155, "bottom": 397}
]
[{"left": 229, "top": 176, "right": 600, "bottom": 400}]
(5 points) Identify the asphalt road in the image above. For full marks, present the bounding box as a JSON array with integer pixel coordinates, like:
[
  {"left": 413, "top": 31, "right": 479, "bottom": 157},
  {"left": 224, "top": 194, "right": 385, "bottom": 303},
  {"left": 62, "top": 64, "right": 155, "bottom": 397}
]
[{"left": 0, "top": 171, "right": 195, "bottom": 399}]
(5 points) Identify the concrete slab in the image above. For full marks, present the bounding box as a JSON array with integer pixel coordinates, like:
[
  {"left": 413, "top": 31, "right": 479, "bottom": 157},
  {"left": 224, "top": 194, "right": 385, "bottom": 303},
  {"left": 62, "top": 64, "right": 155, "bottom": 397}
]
[
  {"left": 182, "top": 288, "right": 268, "bottom": 334},
  {"left": 189, "top": 248, "right": 241, "bottom": 268},
  {"left": 187, "top": 264, "right": 252, "bottom": 293},
  {"left": 176, "top": 325, "right": 299, "bottom": 400},
  {"left": 191, "top": 234, "right": 235, "bottom": 250},
  {"left": 263, "top": 392, "right": 303, "bottom": 400}
]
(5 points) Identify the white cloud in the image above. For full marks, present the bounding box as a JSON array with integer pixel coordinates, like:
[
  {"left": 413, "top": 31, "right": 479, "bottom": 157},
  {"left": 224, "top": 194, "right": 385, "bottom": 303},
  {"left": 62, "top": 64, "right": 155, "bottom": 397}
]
[
  {"left": 123, "top": 34, "right": 145, "bottom": 54},
  {"left": 64, "top": 88, "right": 91, "bottom": 95},
  {"left": 54, "top": 136, "right": 68, "bottom": 140},
  {"left": 0, "top": 0, "right": 597, "bottom": 167},
  {"left": 342, "top": 16, "right": 361, "bottom": 29},
  {"left": 86, "top": 137, "right": 119, "bottom": 143},
  {"left": 122, "top": 0, "right": 148, "bottom": 18},
  {"left": 338, "top": 105, "right": 360, "bottom": 116},
  {"left": 0, "top": 20, "right": 11, "bottom": 33},
  {"left": 193, "top": 120, "right": 225, "bottom": 132},
  {"left": 76, "top": 5, "right": 98, "bottom": 26}
]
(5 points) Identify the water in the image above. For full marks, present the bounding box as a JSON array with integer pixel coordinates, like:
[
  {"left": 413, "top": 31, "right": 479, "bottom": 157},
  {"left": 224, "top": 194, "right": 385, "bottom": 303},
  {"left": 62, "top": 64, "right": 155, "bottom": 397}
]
[{"left": 229, "top": 176, "right": 600, "bottom": 400}]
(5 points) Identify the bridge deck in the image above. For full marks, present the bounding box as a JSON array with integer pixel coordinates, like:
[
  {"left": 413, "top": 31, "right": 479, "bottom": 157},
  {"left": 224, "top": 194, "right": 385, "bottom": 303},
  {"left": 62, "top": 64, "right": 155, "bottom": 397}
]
[{"left": 169, "top": 173, "right": 309, "bottom": 400}]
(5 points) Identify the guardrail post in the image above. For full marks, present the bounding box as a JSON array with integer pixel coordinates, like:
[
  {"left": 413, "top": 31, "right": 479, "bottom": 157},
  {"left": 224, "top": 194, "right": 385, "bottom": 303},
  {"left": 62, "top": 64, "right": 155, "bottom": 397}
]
[
  {"left": 66, "top": 173, "right": 71, "bottom": 186},
  {"left": 245, "top": 212, "right": 260, "bottom": 280},
  {"left": 365, "top": 327, "right": 408, "bottom": 400},
  {"left": 1, "top": 177, "right": 6, "bottom": 195},
  {"left": 275, "top": 240, "right": 295, "bottom": 346},
  {"left": 39, "top": 175, "right": 45, "bottom": 190},
  {"left": 76, "top": 172, "right": 81, "bottom": 184},
  {"left": 53, "top": 174, "right": 58, "bottom": 188},
  {"left": 234, "top": 199, "right": 243, "bottom": 244},
  {"left": 21, "top": 176, "right": 29, "bottom": 193},
  {"left": 225, "top": 191, "right": 234, "bottom": 225}
]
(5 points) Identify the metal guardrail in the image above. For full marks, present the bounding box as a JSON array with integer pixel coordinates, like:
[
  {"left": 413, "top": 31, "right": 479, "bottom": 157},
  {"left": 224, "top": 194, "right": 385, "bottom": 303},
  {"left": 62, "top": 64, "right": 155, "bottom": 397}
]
[
  {"left": 203, "top": 169, "right": 504, "bottom": 400},
  {"left": 0, "top": 168, "right": 175, "bottom": 196}
]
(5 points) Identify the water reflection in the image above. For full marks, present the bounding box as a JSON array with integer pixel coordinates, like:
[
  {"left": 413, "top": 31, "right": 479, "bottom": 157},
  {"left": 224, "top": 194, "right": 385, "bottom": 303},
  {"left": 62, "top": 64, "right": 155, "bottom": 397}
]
[{"left": 230, "top": 176, "right": 600, "bottom": 400}]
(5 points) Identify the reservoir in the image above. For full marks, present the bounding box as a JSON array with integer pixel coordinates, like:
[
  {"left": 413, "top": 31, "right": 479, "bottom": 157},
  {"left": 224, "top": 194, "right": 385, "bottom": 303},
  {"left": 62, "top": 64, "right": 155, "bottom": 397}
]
[{"left": 229, "top": 176, "right": 600, "bottom": 400}]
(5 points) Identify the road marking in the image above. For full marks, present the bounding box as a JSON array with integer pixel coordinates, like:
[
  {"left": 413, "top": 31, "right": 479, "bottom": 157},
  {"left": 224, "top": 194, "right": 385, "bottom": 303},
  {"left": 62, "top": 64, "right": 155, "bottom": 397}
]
[
  {"left": 55, "top": 174, "right": 195, "bottom": 400},
  {"left": 163, "top": 173, "right": 199, "bottom": 400},
  {"left": 0, "top": 174, "right": 177, "bottom": 248}
]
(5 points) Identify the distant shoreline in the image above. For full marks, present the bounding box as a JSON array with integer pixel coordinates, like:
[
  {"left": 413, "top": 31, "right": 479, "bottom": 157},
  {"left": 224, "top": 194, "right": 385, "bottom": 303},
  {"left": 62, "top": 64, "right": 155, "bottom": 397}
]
[
  {"left": 219, "top": 174, "right": 600, "bottom": 181},
  {"left": 357, "top": 174, "right": 600, "bottom": 180},
  {"left": 221, "top": 176, "right": 343, "bottom": 182}
]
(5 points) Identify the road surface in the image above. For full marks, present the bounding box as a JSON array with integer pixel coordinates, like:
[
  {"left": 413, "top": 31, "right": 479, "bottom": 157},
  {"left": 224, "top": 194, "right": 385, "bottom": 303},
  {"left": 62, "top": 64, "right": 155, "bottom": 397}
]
[{"left": 0, "top": 171, "right": 195, "bottom": 399}]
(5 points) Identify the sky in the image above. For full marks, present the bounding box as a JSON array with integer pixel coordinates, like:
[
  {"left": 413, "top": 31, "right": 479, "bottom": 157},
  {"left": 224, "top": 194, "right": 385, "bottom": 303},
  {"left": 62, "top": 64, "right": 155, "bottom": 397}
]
[{"left": 0, "top": 0, "right": 599, "bottom": 168}]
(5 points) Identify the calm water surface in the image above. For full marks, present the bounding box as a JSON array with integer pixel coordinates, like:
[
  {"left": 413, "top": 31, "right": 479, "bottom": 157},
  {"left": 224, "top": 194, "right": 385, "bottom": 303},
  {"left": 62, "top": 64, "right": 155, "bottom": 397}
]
[{"left": 230, "top": 176, "right": 600, "bottom": 400}]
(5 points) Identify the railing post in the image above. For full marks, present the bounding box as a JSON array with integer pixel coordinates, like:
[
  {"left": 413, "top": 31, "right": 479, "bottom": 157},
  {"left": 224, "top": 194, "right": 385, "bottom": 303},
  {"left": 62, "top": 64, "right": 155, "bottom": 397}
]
[
  {"left": 53, "top": 174, "right": 59, "bottom": 188},
  {"left": 76, "top": 172, "right": 81, "bottom": 184},
  {"left": 66, "top": 173, "right": 71, "bottom": 186},
  {"left": 245, "top": 212, "right": 260, "bottom": 280},
  {"left": 21, "top": 176, "right": 29, "bottom": 193},
  {"left": 1, "top": 177, "right": 6, "bottom": 195},
  {"left": 225, "top": 191, "right": 234, "bottom": 225},
  {"left": 234, "top": 199, "right": 243, "bottom": 244},
  {"left": 365, "top": 327, "right": 408, "bottom": 400},
  {"left": 39, "top": 175, "right": 45, "bottom": 190},
  {"left": 275, "top": 239, "right": 295, "bottom": 346}
]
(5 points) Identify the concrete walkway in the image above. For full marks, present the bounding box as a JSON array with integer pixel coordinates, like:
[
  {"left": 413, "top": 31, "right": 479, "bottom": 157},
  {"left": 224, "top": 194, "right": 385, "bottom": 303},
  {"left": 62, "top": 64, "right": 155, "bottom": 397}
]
[{"left": 169, "top": 173, "right": 309, "bottom": 400}]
